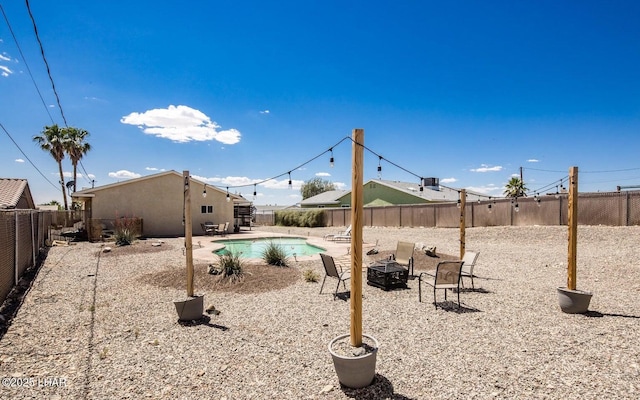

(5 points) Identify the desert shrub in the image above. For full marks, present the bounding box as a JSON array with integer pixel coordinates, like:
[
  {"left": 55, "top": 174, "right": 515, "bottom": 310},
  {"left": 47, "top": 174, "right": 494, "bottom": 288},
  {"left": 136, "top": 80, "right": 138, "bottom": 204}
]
[
  {"left": 274, "top": 210, "right": 325, "bottom": 227},
  {"left": 300, "top": 210, "right": 324, "bottom": 227},
  {"left": 262, "top": 240, "right": 288, "bottom": 266},
  {"left": 217, "top": 251, "right": 244, "bottom": 283},
  {"left": 303, "top": 268, "right": 319, "bottom": 282},
  {"left": 114, "top": 216, "right": 141, "bottom": 246}
]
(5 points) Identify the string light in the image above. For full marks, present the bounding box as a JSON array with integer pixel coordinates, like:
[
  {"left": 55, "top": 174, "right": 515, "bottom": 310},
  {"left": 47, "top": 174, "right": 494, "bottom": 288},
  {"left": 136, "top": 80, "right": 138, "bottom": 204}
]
[
  {"left": 202, "top": 184, "right": 207, "bottom": 198},
  {"left": 329, "top": 148, "right": 334, "bottom": 168},
  {"left": 288, "top": 172, "right": 292, "bottom": 189},
  {"left": 253, "top": 184, "right": 257, "bottom": 200},
  {"left": 226, "top": 187, "right": 230, "bottom": 202},
  {"left": 377, "top": 156, "right": 382, "bottom": 179}
]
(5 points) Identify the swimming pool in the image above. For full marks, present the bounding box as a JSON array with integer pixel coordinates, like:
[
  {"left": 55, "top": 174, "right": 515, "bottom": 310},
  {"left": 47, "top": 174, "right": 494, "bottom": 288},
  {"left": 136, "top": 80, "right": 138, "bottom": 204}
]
[{"left": 213, "top": 237, "right": 326, "bottom": 259}]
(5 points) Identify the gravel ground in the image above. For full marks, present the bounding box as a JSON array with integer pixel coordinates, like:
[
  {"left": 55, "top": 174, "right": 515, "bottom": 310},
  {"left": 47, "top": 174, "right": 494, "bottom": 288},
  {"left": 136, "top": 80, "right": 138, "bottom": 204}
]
[{"left": 0, "top": 225, "right": 639, "bottom": 399}]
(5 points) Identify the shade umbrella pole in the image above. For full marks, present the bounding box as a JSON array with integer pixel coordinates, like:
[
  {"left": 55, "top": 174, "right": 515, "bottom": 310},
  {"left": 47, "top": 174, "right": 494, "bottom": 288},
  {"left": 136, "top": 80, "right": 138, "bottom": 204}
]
[{"left": 350, "top": 129, "right": 364, "bottom": 347}]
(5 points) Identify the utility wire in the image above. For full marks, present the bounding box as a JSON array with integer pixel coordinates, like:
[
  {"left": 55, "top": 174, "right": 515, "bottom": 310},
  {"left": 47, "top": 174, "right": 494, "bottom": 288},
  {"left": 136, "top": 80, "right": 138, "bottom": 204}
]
[
  {"left": 25, "top": 0, "right": 67, "bottom": 126},
  {"left": 23, "top": 0, "right": 96, "bottom": 184},
  {"left": 0, "top": 121, "right": 60, "bottom": 190},
  {"left": 0, "top": 3, "right": 55, "bottom": 124}
]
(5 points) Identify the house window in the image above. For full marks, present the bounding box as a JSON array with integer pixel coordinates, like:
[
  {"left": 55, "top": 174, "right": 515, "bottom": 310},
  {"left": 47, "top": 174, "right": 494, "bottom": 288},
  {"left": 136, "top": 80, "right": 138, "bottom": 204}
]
[{"left": 201, "top": 205, "right": 213, "bottom": 214}]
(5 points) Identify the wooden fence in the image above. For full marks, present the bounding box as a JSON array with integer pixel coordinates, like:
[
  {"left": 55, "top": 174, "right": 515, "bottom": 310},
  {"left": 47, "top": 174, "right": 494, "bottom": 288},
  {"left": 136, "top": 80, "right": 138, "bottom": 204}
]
[{"left": 266, "top": 191, "right": 640, "bottom": 228}]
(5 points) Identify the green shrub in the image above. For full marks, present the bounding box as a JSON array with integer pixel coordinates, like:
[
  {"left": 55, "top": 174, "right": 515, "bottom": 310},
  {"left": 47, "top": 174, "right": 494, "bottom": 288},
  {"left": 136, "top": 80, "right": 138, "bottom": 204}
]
[
  {"left": 217, "top": 251, "right": 244, "bottom": 283},
  {"left": 114, "top": 216, "right": 141, "bottom": 246},
  {"left": 274, "top": 209, "right": 326, "bottom": 227},
  {"left": 303, "top": 268, "right": 319, "bottom": 283},
  {"left": 262, "top": 240, "right": 288, "bottom": 267}
]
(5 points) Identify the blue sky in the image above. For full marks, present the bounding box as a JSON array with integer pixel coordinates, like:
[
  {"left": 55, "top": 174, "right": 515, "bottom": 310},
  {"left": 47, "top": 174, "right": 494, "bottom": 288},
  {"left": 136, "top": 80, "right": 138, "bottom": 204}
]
[{"left": 1, "top": 1, "right": 639, "bottom": 206}]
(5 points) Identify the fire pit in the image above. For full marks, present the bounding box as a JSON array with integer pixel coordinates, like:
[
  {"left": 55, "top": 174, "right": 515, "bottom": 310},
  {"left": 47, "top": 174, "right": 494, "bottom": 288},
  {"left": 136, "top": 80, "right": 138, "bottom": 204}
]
[{"left": 367, "top": 260, "right": 409, "bottom": 290}]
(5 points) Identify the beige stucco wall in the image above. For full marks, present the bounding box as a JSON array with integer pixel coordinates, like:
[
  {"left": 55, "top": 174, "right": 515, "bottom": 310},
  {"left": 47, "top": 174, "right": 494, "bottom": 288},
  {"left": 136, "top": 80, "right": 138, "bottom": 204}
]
[{"left": 87, "top": 173, "right": 234, "bottom": 237}]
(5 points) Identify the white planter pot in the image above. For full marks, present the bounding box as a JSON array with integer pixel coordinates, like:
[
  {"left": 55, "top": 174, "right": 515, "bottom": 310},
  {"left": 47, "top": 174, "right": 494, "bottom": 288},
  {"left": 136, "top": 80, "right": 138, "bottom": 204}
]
[
  {"left": 328, "top": 333, "right": 378, "bottom": 389},
  {"left": 174, "top": 294, "right": 204, "bottom": 321},
  {"left": 557, "top": 287, "right": 592, "bottom": 314}
]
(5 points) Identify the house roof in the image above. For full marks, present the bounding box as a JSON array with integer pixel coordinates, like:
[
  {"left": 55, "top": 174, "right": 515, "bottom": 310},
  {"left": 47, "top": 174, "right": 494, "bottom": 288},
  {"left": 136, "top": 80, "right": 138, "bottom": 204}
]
[
  {"left": 73, "top": 170, "right": 237, "bottom": 199},
  {"left": 0, "top": 178, "right": 35, "bottom": 209},
  {"left": 299, "top": 190, "right": 350, "bottom": 206},
  {"left": 371, "top": 179, "right": 485, "bottom": 202}
]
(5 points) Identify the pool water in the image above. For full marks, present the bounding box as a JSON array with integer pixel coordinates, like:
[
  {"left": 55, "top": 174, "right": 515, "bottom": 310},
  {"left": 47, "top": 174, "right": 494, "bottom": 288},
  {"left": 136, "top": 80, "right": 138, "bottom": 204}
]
[{"left": 213, "top": 237, "right": 326, "bottom": 259}]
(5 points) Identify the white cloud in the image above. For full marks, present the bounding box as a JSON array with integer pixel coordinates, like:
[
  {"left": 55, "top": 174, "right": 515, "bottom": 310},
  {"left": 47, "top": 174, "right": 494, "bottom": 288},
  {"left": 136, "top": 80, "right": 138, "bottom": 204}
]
[
  {"left": 315, "top": 172, "right": 331, "bottom": 177},
  {"left": 121, "top": 105, "right": 241, "bottom": 144},
  {"left": 466, "top": 184, "right": 502, "bottom": 195},
  {"left": 261, "top": 178, "right": 304, "bottom": 190},
  {"left": 527, "top": 159, "right": 539, "bottom": 163},
  {"left": 333, "top": 182, "right": 347, "bottom": 190},
  {"left": 108, "top": 170, "right": 141, "bottom": 179},
  {"left": 0, "top": 52, "right": 15, "bottom": 77},
  {"left": 471, "top": 164, "right": 503, "bottom": 173},
  {"left": 259, "top": 110, "right": 270, "bottom": 114},
  {"left": 440, "top": 177, "right": 457, "bottom": 184},
  {"left": 145, "top": 167, "right": 166, "bottom": 171},
  {"left": 15, "top": 158, "right": 24, "bottom": 163},
  {"left": 0, "top": 65, "right": 12, "bottom": 77}
]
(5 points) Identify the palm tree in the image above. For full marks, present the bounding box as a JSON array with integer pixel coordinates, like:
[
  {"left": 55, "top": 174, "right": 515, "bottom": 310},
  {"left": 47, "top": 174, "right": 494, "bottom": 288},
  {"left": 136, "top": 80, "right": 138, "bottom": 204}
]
[
  {"left": 64, "top": 127, "right": 91, "bottom": 193},
  {"left": 33, "top": 124, "right": 69, "bottom": 210},
  {"left": 503, "top": 177, "right": 528, "bottom": 198}
]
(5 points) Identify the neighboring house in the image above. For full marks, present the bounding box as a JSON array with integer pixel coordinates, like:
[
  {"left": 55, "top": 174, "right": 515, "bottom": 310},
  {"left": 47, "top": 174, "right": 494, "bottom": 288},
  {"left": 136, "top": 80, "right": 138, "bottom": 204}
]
[
  {"left": 300, "top": 179, "right": 485, "bottom": 208},
  {"left": 0, "top": 178, "right": 36, "bottom": 209},
  {"left": 72, "top": 170, "right": 238, "bottom": 237},
  {"left": 299, "top": 190, "right": 349, "bottom": 208}
]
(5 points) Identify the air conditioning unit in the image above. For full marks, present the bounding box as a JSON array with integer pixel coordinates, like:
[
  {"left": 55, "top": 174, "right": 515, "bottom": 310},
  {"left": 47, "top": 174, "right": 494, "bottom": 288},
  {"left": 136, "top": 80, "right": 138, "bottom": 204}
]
[{"left": 422, "top": 177, "right": 439, "bottom": 190}]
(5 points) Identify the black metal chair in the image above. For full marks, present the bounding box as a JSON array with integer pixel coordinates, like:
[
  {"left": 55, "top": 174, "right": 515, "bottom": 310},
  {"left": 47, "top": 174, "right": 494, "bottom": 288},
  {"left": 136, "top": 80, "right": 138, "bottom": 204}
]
[
  {"left": 319, "top": 253, "right": 351, "bottom": 300},
  {"left": 419, "top": 260, "right": 464, "bottom": 309}
]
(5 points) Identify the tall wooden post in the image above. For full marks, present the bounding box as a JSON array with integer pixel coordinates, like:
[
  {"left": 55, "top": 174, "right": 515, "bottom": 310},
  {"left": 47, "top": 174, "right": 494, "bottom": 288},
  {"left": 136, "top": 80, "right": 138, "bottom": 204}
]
[
  {"left": 350, "top": 129, "right": 364, "bottom": 347},
  {"left": 459, "top": 189, "right": 466, "bottom": 259},
  {"left": 567, "top": 166, "right": 578, "bottom": 290},
  {"left": 184, "top": 170, "right": 195, "bottom": 297}
]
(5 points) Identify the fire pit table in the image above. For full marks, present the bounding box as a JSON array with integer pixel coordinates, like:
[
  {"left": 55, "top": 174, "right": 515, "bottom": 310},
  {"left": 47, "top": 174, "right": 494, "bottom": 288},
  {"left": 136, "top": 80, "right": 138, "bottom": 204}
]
[{"left": 367, "top": 260, "right": 409, "bottom": 290}]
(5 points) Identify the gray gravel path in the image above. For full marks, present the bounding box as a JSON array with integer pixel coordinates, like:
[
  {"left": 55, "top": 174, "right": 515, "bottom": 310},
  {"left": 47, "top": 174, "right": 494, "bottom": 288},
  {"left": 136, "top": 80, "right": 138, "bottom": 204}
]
[{"left": 0, "top": 225, "right": 639, "bottom": 399}]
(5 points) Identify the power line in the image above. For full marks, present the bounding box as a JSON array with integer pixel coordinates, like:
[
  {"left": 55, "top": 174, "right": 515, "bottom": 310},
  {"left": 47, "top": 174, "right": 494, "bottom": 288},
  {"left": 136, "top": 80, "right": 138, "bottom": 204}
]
[
  {"left": 0, "top": 3, "right": 55, "bottom": 124},
  {"left": 24, "top": 0, "right": 68, "bottom": 126},
  {"left": 0, "top": 121, "right": 60, "bottom": 190}
]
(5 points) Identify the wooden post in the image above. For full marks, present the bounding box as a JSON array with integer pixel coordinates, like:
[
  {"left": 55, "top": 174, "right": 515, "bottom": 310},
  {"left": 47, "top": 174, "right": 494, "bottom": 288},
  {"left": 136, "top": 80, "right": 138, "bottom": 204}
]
[
  {"left": 459, "top": 189, "right": 466, "bottom": 259},
  {"left": 567, "top": 166, "right": 578, "bottom": 290},
  {"left": 350, "top": 129, "right": 364, "bottom": 347},
  {"left": 184, "top": 170, "right": 195, "bottom": 297}
]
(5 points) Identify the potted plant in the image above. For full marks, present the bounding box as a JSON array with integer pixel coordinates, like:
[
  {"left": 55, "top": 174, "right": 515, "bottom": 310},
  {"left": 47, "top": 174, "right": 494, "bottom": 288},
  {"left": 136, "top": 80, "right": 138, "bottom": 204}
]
[
  {"left": 328, "top": 129, "right": 379, "bottom": 388},
  {"left": 557, "top": 167, "right": 592, "bottom": 314},
  {"left": 174, "top": 171, "right": 204, "bottom": 321}
]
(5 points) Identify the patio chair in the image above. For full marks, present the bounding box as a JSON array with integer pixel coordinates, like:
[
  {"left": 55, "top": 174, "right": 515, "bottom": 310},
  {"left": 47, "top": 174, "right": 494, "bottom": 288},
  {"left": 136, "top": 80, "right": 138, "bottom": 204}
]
[
  {"left": 389, "top": 241, "right": 415, "bottom": 276},
  {"left": 460, "top": 251, "right": 480, "bottom": 289},
  {"left": 201, "top": 222, "right": 215, "bottom": 236},
  {"left": 324, "top": 225, "right": 352, "bottom": 242},
  {"left": 319, "top": 253, "right": 351, "bottom": 300},
  {"left": 214, "top": 223, "right": 227, "bottom": 236},
  {"left": 418, "top": 260, "right": 464, "bottom": 309}
]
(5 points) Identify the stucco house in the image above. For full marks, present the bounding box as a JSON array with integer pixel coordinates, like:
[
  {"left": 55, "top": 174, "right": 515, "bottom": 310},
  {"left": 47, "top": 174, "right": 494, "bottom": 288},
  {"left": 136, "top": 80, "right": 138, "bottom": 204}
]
[
  {"left": 72, "top": 170, "right": 239, "bottom": 237},
  {"left": 0, "top": 178, "right": 36, "bottom": 210},
  {"left": 299, "top": 179, "right": 484, "bottom": 208}
]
